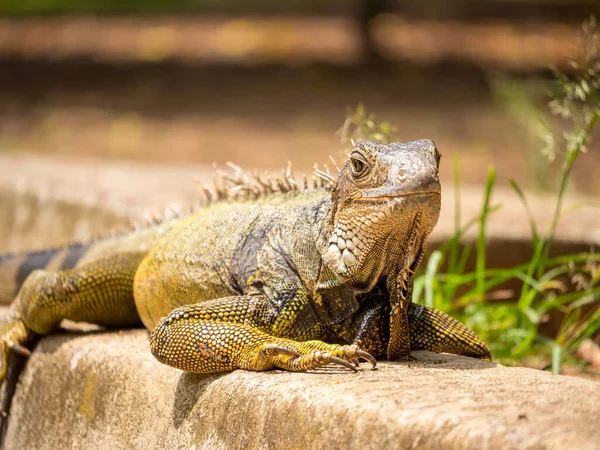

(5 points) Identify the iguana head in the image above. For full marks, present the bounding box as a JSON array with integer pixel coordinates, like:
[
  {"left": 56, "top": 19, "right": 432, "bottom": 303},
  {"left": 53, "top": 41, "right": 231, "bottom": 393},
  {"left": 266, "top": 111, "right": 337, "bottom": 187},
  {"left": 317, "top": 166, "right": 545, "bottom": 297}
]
[{"left": 324, "top": 139, "right": 441, "bottom": 287}]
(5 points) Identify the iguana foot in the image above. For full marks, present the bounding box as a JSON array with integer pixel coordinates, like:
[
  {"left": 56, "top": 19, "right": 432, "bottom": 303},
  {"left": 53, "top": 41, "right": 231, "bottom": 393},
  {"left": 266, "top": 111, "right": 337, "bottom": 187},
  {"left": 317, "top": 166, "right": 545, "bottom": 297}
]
[
  {"left": 150, "top": 301, "right": 377, "bottom": 375},
  {"left": 252, "top": 342, "right": 376, "bottom": 372},
  {"left": 0, "top": 312, "right": 34, "bottom": 386}
]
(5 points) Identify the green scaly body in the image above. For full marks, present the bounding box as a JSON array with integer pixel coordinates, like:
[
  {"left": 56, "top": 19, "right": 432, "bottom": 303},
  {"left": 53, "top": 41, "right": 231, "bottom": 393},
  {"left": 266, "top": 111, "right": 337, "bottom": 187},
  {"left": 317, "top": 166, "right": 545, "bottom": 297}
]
[{"left": 0, "top": 140, "right": 491, "bottom": 381}]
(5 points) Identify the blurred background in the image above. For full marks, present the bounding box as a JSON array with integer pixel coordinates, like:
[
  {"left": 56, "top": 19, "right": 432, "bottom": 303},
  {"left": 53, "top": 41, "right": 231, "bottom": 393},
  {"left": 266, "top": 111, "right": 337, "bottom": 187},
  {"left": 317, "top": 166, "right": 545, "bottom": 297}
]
[
  {"left": 0, "top": 1, "right": 599, "bottom": 376},
  {"left": 0, "top": 0, "right": 599, "bottom": 193}
]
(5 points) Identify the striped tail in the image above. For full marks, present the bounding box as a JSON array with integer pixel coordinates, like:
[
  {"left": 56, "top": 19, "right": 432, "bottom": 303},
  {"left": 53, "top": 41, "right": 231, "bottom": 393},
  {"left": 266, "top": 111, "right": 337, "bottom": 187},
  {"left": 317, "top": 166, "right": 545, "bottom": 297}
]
[{"left": 0, "top": 243, "right": 88, "bottom": 305}]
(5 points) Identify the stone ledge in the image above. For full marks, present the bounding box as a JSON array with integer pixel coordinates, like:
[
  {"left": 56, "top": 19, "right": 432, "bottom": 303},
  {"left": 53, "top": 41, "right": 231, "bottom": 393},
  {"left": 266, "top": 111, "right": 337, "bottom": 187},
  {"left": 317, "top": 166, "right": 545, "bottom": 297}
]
[
  {"left": 2, "top": 154, "right": 600, "bottom": 449},
  {"left": 4, "top": 330, "right": 600, "bottom": 450}
]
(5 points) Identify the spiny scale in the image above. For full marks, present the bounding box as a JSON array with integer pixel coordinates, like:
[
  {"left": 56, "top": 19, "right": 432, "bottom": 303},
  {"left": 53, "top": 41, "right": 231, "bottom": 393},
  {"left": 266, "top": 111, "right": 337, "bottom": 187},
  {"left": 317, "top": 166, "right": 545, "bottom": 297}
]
[{"left": 208, "top": 160, "right": 337, "bottom": 203}]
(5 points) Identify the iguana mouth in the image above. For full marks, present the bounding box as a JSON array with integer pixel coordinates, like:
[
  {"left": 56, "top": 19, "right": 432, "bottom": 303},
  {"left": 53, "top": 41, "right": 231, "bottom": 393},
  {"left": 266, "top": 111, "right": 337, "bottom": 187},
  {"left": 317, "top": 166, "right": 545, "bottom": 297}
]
[
  {"left": 358, "top": 185, "right": 441, "bottom": 201},
  {"left": 357, "top": 191, "right": 441, "bottom": 200}
]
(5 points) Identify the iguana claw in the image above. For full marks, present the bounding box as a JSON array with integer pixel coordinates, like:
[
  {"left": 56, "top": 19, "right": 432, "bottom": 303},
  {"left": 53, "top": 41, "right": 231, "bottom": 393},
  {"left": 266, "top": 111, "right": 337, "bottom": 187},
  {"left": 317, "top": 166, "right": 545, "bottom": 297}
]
[
  {"left": 353, "top": 349, "right": 377, "bottom": 368},
  {"left": 270, "top": 343, "right": 376, "bottom": 373},
  {"left": 274, "top": 349, "right": 359, "bottom": 372},
  {"left": 8, "top": 343, "right": 32, "bottom": 358},
  {"left": 327, "top": 356, "right": 358, "bottom": 372},
  {"left": 255, "top": 342, "right": 376, "bottom": 373},
  {"left": 0, "top": 314, "right": 33, "bottom": 387},
  {"left": 269, "top": 345, "right": 357, "bottom": 371}
]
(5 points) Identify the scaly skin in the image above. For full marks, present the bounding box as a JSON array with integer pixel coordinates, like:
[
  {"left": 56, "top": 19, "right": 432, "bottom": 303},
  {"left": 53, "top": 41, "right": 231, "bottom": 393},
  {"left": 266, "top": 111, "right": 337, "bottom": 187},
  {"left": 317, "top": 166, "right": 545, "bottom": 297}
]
[{"left": 0, "top": 139, "right": 491, "bottom": 384}]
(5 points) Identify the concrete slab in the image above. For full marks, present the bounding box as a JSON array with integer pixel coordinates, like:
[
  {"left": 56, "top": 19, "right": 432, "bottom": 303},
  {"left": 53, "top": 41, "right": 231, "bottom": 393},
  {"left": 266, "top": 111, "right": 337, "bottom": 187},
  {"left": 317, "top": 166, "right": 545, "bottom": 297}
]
[
  {"left": 1, "top": 155, "right": 600, "bottom": 449},
  {"left": 4, "top": 330, "right": 599, "bottom": 450}
]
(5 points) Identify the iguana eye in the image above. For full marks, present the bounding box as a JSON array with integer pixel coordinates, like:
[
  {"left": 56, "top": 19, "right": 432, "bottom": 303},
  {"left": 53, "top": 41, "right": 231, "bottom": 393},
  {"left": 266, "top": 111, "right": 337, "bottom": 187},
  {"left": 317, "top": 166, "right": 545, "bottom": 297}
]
[{"left": 350, "top": 153, "right": 369, "bottom": 178}]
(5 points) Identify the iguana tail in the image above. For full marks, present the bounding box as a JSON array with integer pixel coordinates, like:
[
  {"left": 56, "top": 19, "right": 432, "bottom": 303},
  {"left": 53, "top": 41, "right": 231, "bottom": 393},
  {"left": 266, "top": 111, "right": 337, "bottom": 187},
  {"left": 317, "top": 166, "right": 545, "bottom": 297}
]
[{"left": 0, "top": 243, "right": 88, "bottom": 305}]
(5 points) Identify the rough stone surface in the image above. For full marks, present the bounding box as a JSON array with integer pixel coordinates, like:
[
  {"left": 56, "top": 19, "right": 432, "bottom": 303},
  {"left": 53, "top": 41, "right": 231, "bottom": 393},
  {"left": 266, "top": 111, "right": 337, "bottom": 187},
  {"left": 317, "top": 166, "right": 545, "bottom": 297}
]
[{"left": 4, "top": 330, "right": 600, "bottom": 450}]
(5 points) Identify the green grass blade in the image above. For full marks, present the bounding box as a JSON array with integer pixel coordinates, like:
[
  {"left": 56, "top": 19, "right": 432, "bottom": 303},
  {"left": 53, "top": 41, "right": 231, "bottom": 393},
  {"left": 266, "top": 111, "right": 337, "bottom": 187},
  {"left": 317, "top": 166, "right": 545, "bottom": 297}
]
[
  {"left": 508, "top": 178, "right": 539, "bottom": 244},
  {"left": 425, "top": 250, "right": 443, "bottom": 308},
  {"left": 412, "top": 276, "right": 425, "bottom": 305},
  {"left": 551, "top": 343, "right": 561, "bottom": 375},
  {"left": 476, "top": 167, "right": 496, "bottom": 301}
]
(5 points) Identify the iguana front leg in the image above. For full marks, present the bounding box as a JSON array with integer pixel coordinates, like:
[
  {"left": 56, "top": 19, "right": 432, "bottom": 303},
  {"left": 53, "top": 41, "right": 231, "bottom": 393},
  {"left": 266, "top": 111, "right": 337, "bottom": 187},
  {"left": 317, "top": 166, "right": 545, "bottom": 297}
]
[
  {"left": 408, "top": 303, "right": 491, "bottom": 360},
  {"left": 150, "top": 297, "right": 376, "bottom": 374},
  {"left": 334, "top": 292, "right": 491, "bottom": 360}
]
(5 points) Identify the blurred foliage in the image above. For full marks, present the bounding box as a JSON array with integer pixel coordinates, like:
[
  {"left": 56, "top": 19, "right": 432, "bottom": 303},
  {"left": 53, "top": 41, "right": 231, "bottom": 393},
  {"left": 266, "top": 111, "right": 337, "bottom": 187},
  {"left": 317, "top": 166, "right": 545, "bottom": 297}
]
[
  {"left": 337, "top": 104, "right": 397, "bottom": 145},
  {"left": 493, "top": 17, "right": 600, "bottom": 192},
  {"left": 2, "top": 0, "right": 598, "bottom": 16},
  {"left": 492, "top": 78, "right": 555, "bottom": 190}
]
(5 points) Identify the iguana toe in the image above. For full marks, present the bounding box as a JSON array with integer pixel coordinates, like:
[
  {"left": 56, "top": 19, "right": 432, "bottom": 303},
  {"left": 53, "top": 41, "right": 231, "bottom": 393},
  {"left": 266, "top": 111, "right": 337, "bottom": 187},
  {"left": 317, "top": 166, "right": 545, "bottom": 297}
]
[
  {"left": 271, "top": 343, "right": 377, "bottom": 372},
  {"left": 251, "top": 341, "right": 377, "bottom": 372},
  {"left": 0, "top": 315, "right": 33, "bottom": 386},
  {"left": 8, "top": 342, "right": 31, "bottom": 358},
  {"left": 348, "top": 347, "right": 378, "bottom": 369},
  {"left": 273, "top": 350, "right": 357, "bottom": 372}
]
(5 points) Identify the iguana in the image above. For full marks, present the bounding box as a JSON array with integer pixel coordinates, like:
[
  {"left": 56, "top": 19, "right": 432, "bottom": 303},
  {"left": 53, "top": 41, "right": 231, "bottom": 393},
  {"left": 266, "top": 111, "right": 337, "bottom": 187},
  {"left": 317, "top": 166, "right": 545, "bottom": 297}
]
[{"left": 0, "top": 139, "right": 490, "bottom": 382}]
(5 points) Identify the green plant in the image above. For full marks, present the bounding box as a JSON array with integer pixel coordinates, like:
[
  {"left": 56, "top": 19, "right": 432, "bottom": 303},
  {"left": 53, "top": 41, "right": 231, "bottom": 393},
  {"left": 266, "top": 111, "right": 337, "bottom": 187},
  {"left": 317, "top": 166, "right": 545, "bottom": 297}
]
[
  {"left": 514, "top": 16, "right": 600, "bottom": 370},
  {"left": 492, "top": 77, "right": 555, "bottom": 190},
  {"left": 340, "top": 17, "right": 600, "bottom": 374},
  {"left": 338, "top": 103, "right": 397, "bottom": 145}
]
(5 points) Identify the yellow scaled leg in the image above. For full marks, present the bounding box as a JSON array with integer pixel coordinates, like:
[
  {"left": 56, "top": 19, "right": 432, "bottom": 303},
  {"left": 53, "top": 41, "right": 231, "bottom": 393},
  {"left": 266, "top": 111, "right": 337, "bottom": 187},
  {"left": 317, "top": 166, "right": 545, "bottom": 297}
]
[
  {"left": 0, "top": 311, "right": 33, "bottom": 383},
  {"left": 150, "top": 299, "right": 376, "bottom": 374},
  {"left": 409, "top": 304, "right": 491, "bottom": 360},
  {"left": 0, "top": 251, "right": 146, "bottom": 385}
]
